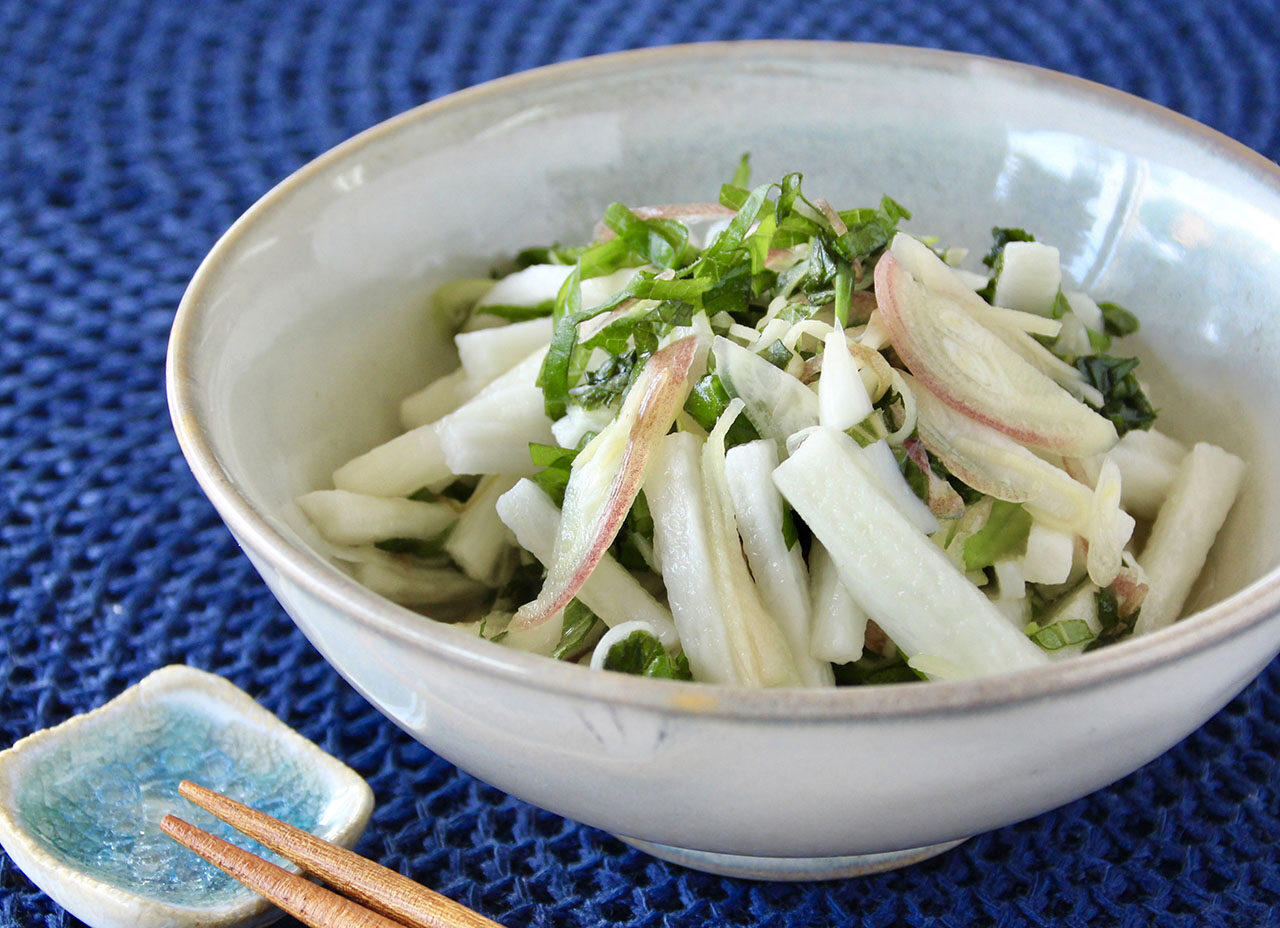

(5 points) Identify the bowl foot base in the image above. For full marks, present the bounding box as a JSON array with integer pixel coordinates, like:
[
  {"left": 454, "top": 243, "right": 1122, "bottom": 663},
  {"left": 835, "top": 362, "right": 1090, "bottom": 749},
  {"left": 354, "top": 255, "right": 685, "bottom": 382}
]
[{"left": 615, "top": 835, "right": 968, "bottom": 881}]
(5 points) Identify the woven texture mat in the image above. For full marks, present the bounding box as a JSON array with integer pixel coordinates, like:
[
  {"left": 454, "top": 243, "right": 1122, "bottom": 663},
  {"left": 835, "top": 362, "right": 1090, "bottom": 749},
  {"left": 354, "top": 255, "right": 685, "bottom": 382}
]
[{"left": 2, "top": 0, "right": 1279, "bottom": 925}]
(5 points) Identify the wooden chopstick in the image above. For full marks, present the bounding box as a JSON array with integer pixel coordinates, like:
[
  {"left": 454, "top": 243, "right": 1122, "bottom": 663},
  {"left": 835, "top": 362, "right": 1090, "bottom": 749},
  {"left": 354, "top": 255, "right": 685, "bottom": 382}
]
[
  {"left": 166, "top": 780, "right": 505, "bottom": 928},
  {"left": 161, "top": 815, "right": 406, "bottom": 928}
]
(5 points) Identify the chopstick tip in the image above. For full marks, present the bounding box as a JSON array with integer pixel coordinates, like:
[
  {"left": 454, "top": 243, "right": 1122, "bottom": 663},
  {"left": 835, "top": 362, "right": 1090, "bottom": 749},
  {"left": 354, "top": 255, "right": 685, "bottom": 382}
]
[{"left": 178, "top": 780, "right": 224, "bottom": 809}]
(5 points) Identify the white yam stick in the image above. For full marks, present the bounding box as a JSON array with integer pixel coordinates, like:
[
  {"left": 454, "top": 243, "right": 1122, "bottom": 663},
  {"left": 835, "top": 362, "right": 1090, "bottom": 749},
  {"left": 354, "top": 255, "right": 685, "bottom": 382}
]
[
  {"left": 817, "top": 327, "right": 872, "bottom": 431},
  {"left": 808, "top": 540, "right": 869, "bottom": 664},
  {"left": 698, "top": 410, "right": 801, "bottom": 686},
  {"left": 773, "top": 427, "right": 1049, "bottom": 679},
  {"left": 296, "top": 490, "right": 456, "bottom": 546},
  {"left": 332, "top": 422, "right": 452, "bottom": 497},
  {"left": 1063, "top": 290, "right": 1104, "bottom": 332},
  {"left": 347, "top": 553, "right": 487, "bottom": 606},
  {"left": 435, "top": 349, "right": 554, "bottom": 476},
  {"left": 1134, "top": 443, "right": 1245, "bottom": 635},
  {"left": 991, "top": 241, "right": 1062, "bottom": 317},
  {"left": 494, "top": 480, "right": 679, "bottom": 647},
  {"left": 435, "top": 384, "right": 553, "bottom": 476},
  {"left": 857, "top": 440, "right": 939, "bottom": 536},
  {"left": 444, "top": 475, "right": 519, "bottom": 585},
  {"left": 1105, "top": 428, "right": 1188, "bottom": 521},
  {"left": 644, "top": 433, "right": 738, "bottom": 682},
  {"left": 725, "top": 440, "right": 834, "bottom": 686},
  {"left": 1020, "top": 523, "right": 1075, "bottom": 585},
  {"left": 475, "top": 264, "right": 572, "bottom": 308},
  {"left": 455, "top": 317, "right": 554, "bottom": 392},
  {"left": 712, "top": 336, "right": 818, "bottom": 447},
  {"left": 340, "top": 348, "right": 552, "bottom": 495},
  {"left": 400, "top": 368, "right": 472, "bottom": 430},
  {"left": 646, "top": 431, "right": 800, "bottom": 686}
]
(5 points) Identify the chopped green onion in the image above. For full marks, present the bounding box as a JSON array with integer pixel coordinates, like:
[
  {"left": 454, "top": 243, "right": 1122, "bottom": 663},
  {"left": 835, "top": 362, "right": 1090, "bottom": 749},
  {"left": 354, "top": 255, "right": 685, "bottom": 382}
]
[{"left": 1024, "top": 618, "right": 1096, "bottom": 651}]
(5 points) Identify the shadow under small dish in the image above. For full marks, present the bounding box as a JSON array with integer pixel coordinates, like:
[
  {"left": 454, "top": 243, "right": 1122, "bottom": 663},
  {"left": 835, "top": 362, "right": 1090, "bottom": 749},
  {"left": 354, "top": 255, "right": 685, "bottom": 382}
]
[{"left": 0, "top": 665, "right": 373, "bottom": 928}]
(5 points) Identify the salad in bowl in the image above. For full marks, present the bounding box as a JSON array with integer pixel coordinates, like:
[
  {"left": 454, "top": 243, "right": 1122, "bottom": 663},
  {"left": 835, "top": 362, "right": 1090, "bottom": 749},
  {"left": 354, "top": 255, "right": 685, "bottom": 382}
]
[{"left": 296, "top": 161, "right": 1244, "bottom": 687}]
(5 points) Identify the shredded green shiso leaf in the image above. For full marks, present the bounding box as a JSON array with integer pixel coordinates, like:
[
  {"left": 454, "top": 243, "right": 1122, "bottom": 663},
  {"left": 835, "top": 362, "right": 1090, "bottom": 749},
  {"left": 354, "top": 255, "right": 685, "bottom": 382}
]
[{"left": 602, "top": 629, "right": 693, "bottom": 680}]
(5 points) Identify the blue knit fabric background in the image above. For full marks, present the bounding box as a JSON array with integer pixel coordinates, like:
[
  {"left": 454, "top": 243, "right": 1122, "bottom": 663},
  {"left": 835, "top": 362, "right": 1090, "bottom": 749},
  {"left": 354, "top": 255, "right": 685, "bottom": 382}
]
[{"left": 2, "top": 0, "right": 1279, "bottom": 925}]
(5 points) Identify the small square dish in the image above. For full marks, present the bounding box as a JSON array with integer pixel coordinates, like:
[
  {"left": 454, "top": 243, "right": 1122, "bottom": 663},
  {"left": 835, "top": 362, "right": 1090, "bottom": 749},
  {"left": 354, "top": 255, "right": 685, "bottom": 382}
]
[{"left": 0, "top": 664, "right": 373, "bottom": 928}]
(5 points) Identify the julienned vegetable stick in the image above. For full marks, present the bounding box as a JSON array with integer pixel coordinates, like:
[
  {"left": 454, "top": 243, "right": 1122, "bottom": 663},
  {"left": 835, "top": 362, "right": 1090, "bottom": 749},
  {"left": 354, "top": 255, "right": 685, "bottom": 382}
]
[
  {"left": 436, "top": 349, "right": 554, "bottom": 477},
  {"left": 1134, "top": 443, "right": 1245, "bottom": 635},
  {"left": 1052, "top": 312, "right": 1092, "bottom": 360},
  {"left": 335, "top": 350, "right": 551, "bottom": 495},
  {"left": 1105, "top": 428, "right": 1188, "bottom": 521},
  {"left": 642, "top": 435, "right": 718, "bottom": 675},
  {"left": 435, "top": 384, "right": 554, "bottom": 477},
  {"left": 700, "top": 411, "right": 802, "bottom": 687},
  {"left": 1120, "top": 427, "right": 1188, "bottom": 465},
  {"left": 475, "top": 263, "right": 572, "bottom": 308},
  {"left": 455, "top": 316, "right": 554, "bottom": 392},
  {"left": 445, "top": 475, "right": 519, "bottom": 586},
  {"left": 990, "top": 241, "right": 1062, "bottom": 317},
  {"left": 808, "top": 540, "right": 869, "bottom": 664},
  {"left": 296, "top": 489, "right": 457, "bottom": 546},
  {"left": 1021, "top": 523, "right": 1075, "bottom": 585},
  {"left": 473, "top": 263, "right": 637, "bottom": 314},
  {"left": 646, "top": 431, "right": 799, "bottom": 686},
  {"left": 817, "top": 327, "right": 872, "bottom": 431},
  {"left": 400, "top": 368, "right": 472, "bottom": 430},
  {"left": 551, "top": 404, "right": 615, "bottom": 450},
  {"left": 494, "top": 479, "right": 679, "bottom": 648},
  {"left": 332, "top": 422, "right": 451, "bottom": 497},
  {"left": 774, "top": 427, "right": 1049, "bottom": 679},
  {"left": 858, "top": 440, "right": 939, "bottom": 536},
  {"left": 950, "top": 266, "right": 987, "bottom": 292},
  {"left": 712, "top": 336, "right": 818, "bottom": 446},
  {"left": 1063, "top": 290, "right": 1104, "bottom": 333},
  {"left": 348, "top": 552, "right": 488, "bottom": 606},
  {"left": 724, "top": 440, "right": 835, "bottom": 687}
]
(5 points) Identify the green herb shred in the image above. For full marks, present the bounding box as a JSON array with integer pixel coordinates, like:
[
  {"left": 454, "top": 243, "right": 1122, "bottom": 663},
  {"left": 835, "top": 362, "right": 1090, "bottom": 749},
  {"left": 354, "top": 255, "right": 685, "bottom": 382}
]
[{"left": 602, "top": 630, "right": 693, "bottom": 680}]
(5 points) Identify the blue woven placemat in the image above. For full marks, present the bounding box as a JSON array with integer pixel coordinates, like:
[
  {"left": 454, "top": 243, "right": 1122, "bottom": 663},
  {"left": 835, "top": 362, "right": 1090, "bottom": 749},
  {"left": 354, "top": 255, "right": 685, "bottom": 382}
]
[{"left": 2, "top": 0, "right": 1278, "bottom": 925}]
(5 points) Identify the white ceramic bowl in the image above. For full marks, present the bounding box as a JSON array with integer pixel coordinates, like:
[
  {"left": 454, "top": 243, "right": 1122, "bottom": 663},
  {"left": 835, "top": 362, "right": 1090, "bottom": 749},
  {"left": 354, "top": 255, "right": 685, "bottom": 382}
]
[{"left": 167, "top": 42, "right": 1280, "bottom": 879}]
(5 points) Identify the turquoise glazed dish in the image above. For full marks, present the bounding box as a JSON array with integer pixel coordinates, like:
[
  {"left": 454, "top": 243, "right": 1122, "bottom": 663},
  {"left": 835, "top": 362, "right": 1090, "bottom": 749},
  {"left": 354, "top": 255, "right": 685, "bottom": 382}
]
[{"left": 0, "top": 665, "right": 373, "bottom": 928}]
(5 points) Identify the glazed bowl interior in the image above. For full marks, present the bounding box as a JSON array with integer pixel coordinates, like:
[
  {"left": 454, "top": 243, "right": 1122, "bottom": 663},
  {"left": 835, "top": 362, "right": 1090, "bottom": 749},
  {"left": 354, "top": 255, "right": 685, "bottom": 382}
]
[{"left": 170, "top": 42, "right": 1280, "bottom": 862}]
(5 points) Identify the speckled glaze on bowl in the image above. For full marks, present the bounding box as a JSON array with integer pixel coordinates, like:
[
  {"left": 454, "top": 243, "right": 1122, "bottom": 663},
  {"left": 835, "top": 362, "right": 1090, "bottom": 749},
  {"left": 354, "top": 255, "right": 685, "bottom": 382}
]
[{"left": 167, "top": 42, "right": 1280, "bottom": 879}]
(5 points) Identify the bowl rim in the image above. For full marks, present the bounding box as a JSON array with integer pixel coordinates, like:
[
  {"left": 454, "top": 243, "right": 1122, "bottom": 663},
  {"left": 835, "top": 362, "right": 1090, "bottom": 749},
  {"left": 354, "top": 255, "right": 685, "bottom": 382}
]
[{"left": 167, "top": 39, "right": 1280, "bottom": 721}]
